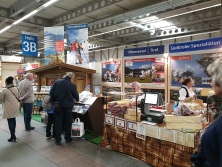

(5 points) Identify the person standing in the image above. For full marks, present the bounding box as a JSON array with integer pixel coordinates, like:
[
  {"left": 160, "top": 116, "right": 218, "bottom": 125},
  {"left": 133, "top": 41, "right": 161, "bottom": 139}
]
[
  {"left": 0, "top": 76, "right": 20, "bottom": 142},
  {"left": 178, "top": 77, "right": 195, "bottom": 102},
  {"left": 19, "top": 73, "right": 35, "bottom": 131},
  {"left": 192, "top": 57, "right": 222, "bottom": 167},
  {"left": 50, "top": 72, "right": 79, "bottom": 145}
]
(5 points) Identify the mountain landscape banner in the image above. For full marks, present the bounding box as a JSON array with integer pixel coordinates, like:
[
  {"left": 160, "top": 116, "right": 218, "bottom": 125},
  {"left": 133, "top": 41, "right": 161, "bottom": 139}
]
[
  {"left": 171, "top": 53, "right": 222, "bottom": 87},
  {"left": 66, "top": 24, "right": 89, "bottom": 68},
  {"left": 124, "top": 58, "right": 165, "bottom": 86},
  {"left": 44, "top": 26, "right": 64, "bottom": 65}
]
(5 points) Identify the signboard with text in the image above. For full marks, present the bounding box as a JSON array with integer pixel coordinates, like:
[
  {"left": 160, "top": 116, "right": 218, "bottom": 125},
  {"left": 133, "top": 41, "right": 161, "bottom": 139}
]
[
  {"left": 124, "top": 45, "right": 164, "bottom": 57},
  {"left": 169, "top": 37, "right": 222, "bottom": 53},
  {"left": 22, "top": 31, "right": 38, "bottom": 56}
]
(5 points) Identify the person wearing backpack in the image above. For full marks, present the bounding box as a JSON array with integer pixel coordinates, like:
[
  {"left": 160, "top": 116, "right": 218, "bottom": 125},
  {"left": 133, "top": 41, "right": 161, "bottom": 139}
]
[
  {"left": 50, "top": 72, "right": 79, "bottom": 145},
  {"left": 178, "top": 77, "right": 196, "bottom": 102},
  {"left": 40, "top": 101, "right": 56, "bottom": 139}
]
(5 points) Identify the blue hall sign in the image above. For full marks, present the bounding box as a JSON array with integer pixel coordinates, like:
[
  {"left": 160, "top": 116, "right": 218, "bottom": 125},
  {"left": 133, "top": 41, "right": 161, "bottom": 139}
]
[
  {"left": 169, "top": 37, "right": 222, "bottom": 53},
  {"left": 22, "top": 31, "right": 38, "bottom": 56},
  {"left": 124, "top": 45, "right": 164, "bottom": 57}
]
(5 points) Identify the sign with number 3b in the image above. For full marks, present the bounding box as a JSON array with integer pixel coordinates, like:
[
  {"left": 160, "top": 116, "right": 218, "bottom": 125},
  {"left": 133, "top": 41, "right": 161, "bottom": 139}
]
[{"left": 22, "top": 31, "right": 38, "bottom": 57}]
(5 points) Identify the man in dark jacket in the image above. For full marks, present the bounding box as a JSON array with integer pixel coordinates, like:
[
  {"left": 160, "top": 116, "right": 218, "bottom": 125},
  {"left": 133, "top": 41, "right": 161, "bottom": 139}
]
[{"left": 50, "top": 72, "right": 79, "bottom": 145}]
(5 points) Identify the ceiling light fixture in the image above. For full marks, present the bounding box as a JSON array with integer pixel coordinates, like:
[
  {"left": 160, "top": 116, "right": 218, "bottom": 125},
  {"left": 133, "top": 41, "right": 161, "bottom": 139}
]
[
  {"left": 0, "top": 26, "right": 12, "bottom": 34},
  {"left": 13, "top": 10, "right": 38, "bottom": 25},
  {"left": 0, "top": 0, "right": 59, "bottom": 34},
  {"left": 88, "top": 30, "right": 220, "bottom": 52},
  {"left": 89, "top": 26, "right": 132, "bottom": 37}
]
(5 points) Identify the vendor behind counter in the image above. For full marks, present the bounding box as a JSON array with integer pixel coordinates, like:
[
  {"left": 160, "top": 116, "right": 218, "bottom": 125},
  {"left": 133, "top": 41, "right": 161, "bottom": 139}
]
[{"left": 179, "top": 77, "right": 196, "bottom": 102}]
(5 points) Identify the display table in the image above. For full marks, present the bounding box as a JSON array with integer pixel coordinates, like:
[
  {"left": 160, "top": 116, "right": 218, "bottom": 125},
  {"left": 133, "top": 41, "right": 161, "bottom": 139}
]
[
  {"left": 72, "top": 97, "right": 105, "bottom": 139},
  {"left": 101, "top": 124, "right": 200, "bottom": 167}
]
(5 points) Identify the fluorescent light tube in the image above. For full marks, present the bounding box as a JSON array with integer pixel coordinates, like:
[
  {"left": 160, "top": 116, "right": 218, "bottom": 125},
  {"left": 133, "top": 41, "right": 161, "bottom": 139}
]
[
  {"left": 0, "top": 26, "right": 12, "bottom": 34},
  {"left": 43, "top": 0, "right": 58, "bottom": 7},
  {"left": 13, "top": 10, "right": 38, "bottom": 25}
]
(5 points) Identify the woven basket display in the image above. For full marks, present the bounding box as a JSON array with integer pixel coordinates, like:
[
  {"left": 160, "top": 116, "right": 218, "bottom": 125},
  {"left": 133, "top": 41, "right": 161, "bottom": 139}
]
[
  {"left": 135, "top": 138, "right": 147, "bottom": 152},
  {"left": 173, "top": 150, "right": 192, "bottom": 167},
  {"left": 134, "top": 149, "right": 146, "bottom": 162},
  {"left": 112, "top": 142, "right": 124, "bottom": 153},
  {"left": 158, "top": 142, "right": 175, "bottom": 164},
  {"left": 175, "top": 144, "right": 193, "bottom": 153},
  {"left": 157, "top": 160, "right": 174, "bottom": 167},
  {"left": 146, "top": 155, "right": 159, "bottom": 167},
  {"left": 100, "top": 124, "right": 197, "bottom": 167},
  {"left": 123, "top": 137, "right": 136, "bottom": 147},
  {"left": 123, "top": 146, "right": 135, "bottom": 157},
  {"left": 111, "top": 131, "right": 123, "bottom": 145}
]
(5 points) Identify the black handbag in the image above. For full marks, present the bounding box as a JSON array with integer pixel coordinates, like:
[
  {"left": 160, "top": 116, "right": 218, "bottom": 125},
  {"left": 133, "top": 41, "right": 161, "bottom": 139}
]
[{"left": 54, "top": 85, "right": 70, "bottom": 113}]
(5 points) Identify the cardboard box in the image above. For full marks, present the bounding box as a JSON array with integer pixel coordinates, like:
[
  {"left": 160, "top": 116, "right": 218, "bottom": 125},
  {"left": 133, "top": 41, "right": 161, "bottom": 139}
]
[{"left": 165, "top": 115, "right": 202, "bottom": 123}]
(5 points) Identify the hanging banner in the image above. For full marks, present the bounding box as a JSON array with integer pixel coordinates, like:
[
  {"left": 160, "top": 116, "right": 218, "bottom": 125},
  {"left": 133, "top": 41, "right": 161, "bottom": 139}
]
[
  {"left": 124, "top": 45, "right": 164, "bottom": 57},
  {"left": 169, "top": 37, "right": 222, "bottom": 53},
  {"left": 66, "top": 24, "right": 89, "bottom": 68},
  {"left": 102, "top": 60, "right": 121, "bottom": 84},
  {"left": 22, "top": 31, "right": 38, "bottom": 56},
  {"left": 171, "top": 53, "right": 222, "bottom": 87},
  {"left": 44, "top": 26, "right": 64, "bottom": 65},
  {"left": 124, "top": 58, "right": 165, "bottom": 86}
]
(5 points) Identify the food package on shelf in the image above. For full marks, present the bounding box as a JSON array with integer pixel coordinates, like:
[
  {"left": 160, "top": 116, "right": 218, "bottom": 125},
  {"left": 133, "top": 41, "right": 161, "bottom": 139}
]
[
  {"left": 124, "top": 113, "right": 141, "bottom": 121},
  {"left": 108, "top": 101, "right": 118, "bottom": 107},
  {"left": 107, "top": 105, "right": 127, "bottom": 118},
  {"left": 127, "top": 108, "right": 141, "bottom": 116},
  {"left": 172, "top": 102, "right": 207, "bottom": 116},
  {"left": 116, "top": 100, "right": 128, "bottom": 106},
  {"left": 165, "top": 114, "right": 206, "bottom": 130}
]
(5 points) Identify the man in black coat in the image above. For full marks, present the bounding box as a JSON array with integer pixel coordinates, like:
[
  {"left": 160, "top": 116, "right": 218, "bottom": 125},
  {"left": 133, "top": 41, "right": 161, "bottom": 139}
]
[{"left": 50, "top": 72, "right": 79, "bottom": 145}]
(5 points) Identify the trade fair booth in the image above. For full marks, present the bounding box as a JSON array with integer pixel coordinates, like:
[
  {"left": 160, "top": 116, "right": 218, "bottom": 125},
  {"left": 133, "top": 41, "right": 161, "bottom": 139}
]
[{"left": 100, "top": 36, "right": 222, "bottom": 167}]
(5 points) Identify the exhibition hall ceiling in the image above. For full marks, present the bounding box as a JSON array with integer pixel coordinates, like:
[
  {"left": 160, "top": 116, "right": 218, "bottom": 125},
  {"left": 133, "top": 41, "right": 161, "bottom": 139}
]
[{"left": 0, "top": 0, "right": 221, "bottom": 55}]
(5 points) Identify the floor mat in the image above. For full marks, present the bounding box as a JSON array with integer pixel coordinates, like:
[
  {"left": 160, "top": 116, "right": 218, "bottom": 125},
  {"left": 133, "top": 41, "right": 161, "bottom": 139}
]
[
  {"left": 21, "top": 107, "right": 102, "bottom": 144},
  {"left": 32, "top": 114, "right": 41, "bottom": 122},
  {"left": 90, "top": 136, "right": 102, "bottom": 144}
]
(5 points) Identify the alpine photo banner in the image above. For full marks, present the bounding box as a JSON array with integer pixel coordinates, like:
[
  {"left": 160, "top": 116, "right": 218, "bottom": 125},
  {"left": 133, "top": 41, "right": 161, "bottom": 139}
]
[
  {"left": 124, "top": 58, "right": 165, "bottom": 86},
  {"left": 22, "top": 31, "right": 38, "bottom": 56},
  {"left": 171, "top": 53, "right": 222, "bottom": 88},
  {"left": 44, "top": 26, "right": 64, "bottom": 65},
  {"left": 66, "top": 24, "right": 89, "bottom": 68}
]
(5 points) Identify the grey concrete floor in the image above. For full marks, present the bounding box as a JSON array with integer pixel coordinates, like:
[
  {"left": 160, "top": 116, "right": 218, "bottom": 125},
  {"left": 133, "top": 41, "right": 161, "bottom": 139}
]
[{"left": 0, "top": 105, "right": 150, "bottom": 167}]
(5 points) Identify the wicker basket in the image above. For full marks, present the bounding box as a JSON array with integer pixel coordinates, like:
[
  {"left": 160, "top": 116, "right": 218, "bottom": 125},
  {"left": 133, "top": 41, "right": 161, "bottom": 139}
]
[
  {"left": 157, "top": 160, "right": 174, "bottom": 167},
  {"left": 173, "top": 156, "right": 192, "bottom": 167},
  {"left": 111, "top": 131, "right": 123, "bottom": 145},
  {"left": 112, "top": 142, "right": 124, "bottom": 153},
  {"left": 159, "top": 141, "right": 176, "bottom": 164},
  {"left": 146, "top": 155, "right": 159, "bottom": 167},
  {"left": 123, "top": 137, "right": 136, "bottom": 147},
  {"left": 123, "top": 146, "right": 135, "bottom": 157},
  {"left": 135, "top": 138, "right": 147, "bottom": 152},
  {"left": 175, "top": 144, "right": 193, "bottom": 153},
  {"left": 173, "top": 150, "right": 192, "bottom": 167},
  {"left": 134, "top": 149, "right": 146, "bottom": 162}
]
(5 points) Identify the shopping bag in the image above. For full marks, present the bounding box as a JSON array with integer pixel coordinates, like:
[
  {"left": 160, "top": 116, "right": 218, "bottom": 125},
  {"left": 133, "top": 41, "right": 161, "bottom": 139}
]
[
  {"left": 41, "top": 111, "right": 48, "bottom": 124},
  {"left": 71, "top": 118, "right": 85, "bottom": 137}
]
